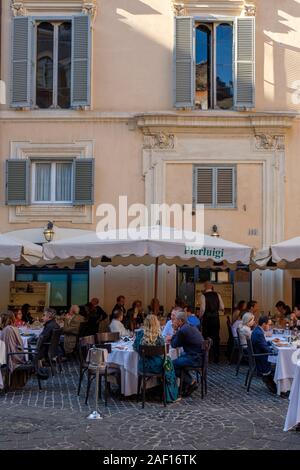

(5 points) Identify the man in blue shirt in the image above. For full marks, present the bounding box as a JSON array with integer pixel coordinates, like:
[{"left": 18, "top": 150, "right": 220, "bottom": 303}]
[
  {"left": 251, "top": 316, "right": 277, "bottom": 394},
  {"left": 171, "top": 311, "right": 204, "bottom": 396}
]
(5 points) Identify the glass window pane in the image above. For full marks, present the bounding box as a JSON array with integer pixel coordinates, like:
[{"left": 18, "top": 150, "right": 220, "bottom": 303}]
[
  {"left": 71, "top": 273, "right": 89, "bottom": 306},
  {"left": 195, "top": 25, "right": 211, "bottom": 110},
  {"left": 35, "top": 163, "right": 51, "bottom": 201},
  {"left": 16, "top": 274, "right": 34, "bottom": 282},
  {"left": 36, "top": 22, "right": 54, "bottom": 109},
  {"left": 58, "top": 22, "right": 72, "bottom": 109},
  {"left": 216, "top": 23, "right": 233, "bottom": 109},
  {"left": 56, "top": 163, "right": 72, "bottom": 202},
  {"left": 37, "top": 274, "right": 68, "bottom": 307}
]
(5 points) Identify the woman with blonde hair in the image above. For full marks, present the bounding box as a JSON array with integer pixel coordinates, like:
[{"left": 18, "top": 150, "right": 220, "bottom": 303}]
[
  {"left": 133, "top": 314, "right": 178, "bottom": 402},
  {"left": 238, "top": 312, "right": 255, "bottom": 349}
]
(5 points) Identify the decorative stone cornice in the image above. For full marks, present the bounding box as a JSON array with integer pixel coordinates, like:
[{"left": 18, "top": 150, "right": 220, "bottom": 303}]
[
  {"left": 244, "top": 4, "right": 256, "bottom": 16},
  {"left": 11, "top": 0, "right": 98, "bottom": 16},
  {"left": 172, "top": 0, "right": 245, "bottom": 16},
  {"left": 143, "top": 132, "right": 175, "bottom": 150},
  {"left": 255, "top": 134, "right": 285, "bottom": 151}
]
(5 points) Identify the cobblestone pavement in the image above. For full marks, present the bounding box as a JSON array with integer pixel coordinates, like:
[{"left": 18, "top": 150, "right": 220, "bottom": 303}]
[{"left": 0, "top": 360, "right": 299, "bottom": 450}]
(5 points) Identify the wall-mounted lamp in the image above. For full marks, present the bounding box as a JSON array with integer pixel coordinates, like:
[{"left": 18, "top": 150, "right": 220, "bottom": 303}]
[
  {"left": 211, "top": 225, "right": 220, "bottom": 238},
  {"left": 43, "top": 221, "right": 55, "bottom": 243}
]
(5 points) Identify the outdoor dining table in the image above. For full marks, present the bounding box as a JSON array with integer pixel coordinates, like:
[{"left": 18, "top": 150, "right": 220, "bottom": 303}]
[
  {"left": 267, "top": 334, "right": 299, "bottom": 395},
  {"left": 19, "top": 328, "right": 43, "bottom": 360},
  {"left": 284, "top": 361, "right": 300, "bottom": 431},
  {"left": 106, "top": 340, "right": 180, "bottom": 397}
]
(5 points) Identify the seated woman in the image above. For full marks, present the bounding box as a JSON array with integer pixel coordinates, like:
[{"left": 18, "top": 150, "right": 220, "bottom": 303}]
[
  {"left": 14, "top": 309, "right": 25, "bottom": 328},
  {"left": 63, "top": 305, "right": 86, "bottom": 356},
  {"left": 133, "top": 314, "right": 178, "bottom": 402},
  {"left": 109, "top": 310, "right": 131, "bottom": 337},
  {"left": 0, "top": 311, "right": 27, "bottom": 388},
  {"left": 238, "top": 312, "right": 255, "bottom": 349}
]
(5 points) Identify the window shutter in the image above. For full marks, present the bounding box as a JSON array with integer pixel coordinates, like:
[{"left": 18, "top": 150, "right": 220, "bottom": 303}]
[
  {"left": 6, "top": 160, "right": 29, "bottom": 205},
  {"left": 73, "top": 159, "right": 94, "bottom": 205},
  {"left": 71, "top": 14, "right": 91, "bottom": 108},
  {"left": 194, "top": 167, "right": 213, "bottom": 206},
  {"left": 216, "top": 168, "right": 235, "bottom": 206},
  {"left": 234, "top": 17, "right": 255, "bottom": 108},
  {"left": 174, "top": 17, "right": 194, "bottom": 108},
  {"left": 11, "top": 16, "right": 32, "bottom": 108}
]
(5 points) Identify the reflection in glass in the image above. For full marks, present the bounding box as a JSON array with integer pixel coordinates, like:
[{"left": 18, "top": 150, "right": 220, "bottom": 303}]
[
  {"left": 35, "top": 163, "right": 51, "bottom": 201},
  {"left": 56, "top": 163, "right": 72, "bottom": 202},
  {"left": 216, "top": 23, "right": 233, "bottom": 109},
  {"left": 36, "top": 22, "right": 54, "bottom": 108},
  {"left": 195, "top": 25, "right": 211, "bottom": 110},
  {"left": 37, "top": 274, "right": 68, "bottom": 306},
  {"left": 58, "top": 22, "right": 72, "bottom": 108},
  {"left": 71, "top": 273, "right": 89, "bottom": 306}
]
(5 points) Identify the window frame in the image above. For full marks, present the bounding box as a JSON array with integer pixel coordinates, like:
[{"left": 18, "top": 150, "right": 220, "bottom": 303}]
[
  {"left": 31, "top": 159, "right": 74, "bottom": 205},
  {"left": 194, "top": 19, "right": 234, "bottom": 110},
  {"left": 32, "top": 16, "right": 73, "bottom": 110},
  {"left": 193, "top": 164, "right": 237, "bottom": 209}
]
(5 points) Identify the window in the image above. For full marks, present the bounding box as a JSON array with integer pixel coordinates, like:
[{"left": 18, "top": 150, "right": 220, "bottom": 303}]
[
  {"left": 32, "top": 161, "right": 73, "bottom": 204},
  {"left": 175, "top": 16, "right": 255, "bottom": 109},
  {"left": 195, "top": 23, "right": 233, "bottom": 110},
  {"left": 11, "top": 15, "right": 91, "bottom": 109},
  {"left": 193, "top": 165, "right": 236, "bottom": 208},
  {"left": 36, "top": 21, "right": 72, "bottom": 109}
]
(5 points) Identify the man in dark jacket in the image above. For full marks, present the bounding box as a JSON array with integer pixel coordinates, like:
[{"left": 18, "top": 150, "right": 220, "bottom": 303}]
[
  {"left": 171, "top": 311, "right": 204, "bottom": 396},
  {"left": 37, "top": 308, "right": 60, "bottom": 360},
  {"left": 251, "top": 316, "right": 277, "bottom": 393}
]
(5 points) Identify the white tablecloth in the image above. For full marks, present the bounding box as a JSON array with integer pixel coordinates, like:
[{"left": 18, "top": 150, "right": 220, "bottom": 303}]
[
  {"left": 284, "top": 362, "right": 300, "bottom": 431},
  {"left": 20, "top": 329, "right": 43, "bottom": 360},
  {"left": 266, "top": 335, "right": 298, "bottom": 395}
]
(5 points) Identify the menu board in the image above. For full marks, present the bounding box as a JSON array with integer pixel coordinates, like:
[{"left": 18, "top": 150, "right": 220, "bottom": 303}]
[{"left": 195, "top": 282, "right": 233, "bottom": 313}]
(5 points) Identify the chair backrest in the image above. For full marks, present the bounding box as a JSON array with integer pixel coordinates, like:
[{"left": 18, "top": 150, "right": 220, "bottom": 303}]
[
  {"left": 48, "top": 328, "right": 63, "bottom": 359},
  {"left": 78, "top": 335, "right": 96, "bottom": 364},
  {"left": 226, "top": 316, "right": 234, "bottom": 341},
  {"left": 139, "top": 344, "right": 165, "bottom": 358},
  {"left": 96, "top": 332, "right": 120, "bottom": 343},
  {"left": 88, "top": 347, "right": 108, "bottom": 366},
  {"left": 202, "top": 337, "right": 212, "bottom": 368},
  {"left": 246, "top": 337, "right": 256, "bottom": 369},
  {"left": 236, "top": 328, "right": 244, "bottom": 353}
]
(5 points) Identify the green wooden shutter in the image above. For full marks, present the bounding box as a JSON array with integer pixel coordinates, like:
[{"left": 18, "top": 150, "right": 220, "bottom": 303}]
[
  {"left": 73, "top": 159, "right": 94, "bottom": 205},
  {"left": 175, "top": 17, "right": 194, "bottom": 108},
  {"left": 6, "top": 160, "right": 29, "bottom": 205},
  {"left": 216, "top": 167, "right": 235, "bottom": 206},
  {"left": 71, "top": 15, "right": 91, "bottom": 108},
  {"left": 234, "top": 17, "right": 255, "bottom": 108},
  {"left": 11, "top": 16, "right": 32, "bottom": 108},
  {"left": 193, "top": 167, "right": 213, "bottom": 206}
]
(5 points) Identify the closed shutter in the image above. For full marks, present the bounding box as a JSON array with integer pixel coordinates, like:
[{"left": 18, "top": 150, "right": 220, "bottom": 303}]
[
  {"left": 6, "top": 160, "right": 29, "bottom": 205},
  {"left": 71, "top": 15, "right": 91, "bottom": 108},
  {"left": 194, "top": 167, "right": 213, "bottom": 206},
  {"left": 216, "top": 168, "right": 235, "bottom": 206},
  {"left": 11, "top": 16, "right": 32, "bottom": 108},
  {"left": 73, "top": 159, "right": 94, "bottom": 205},
  {"left": 175, "top": 17, "right": 194, "bottom": 108},
  {"left": 234, "top": 17, "right": 255, "bottom": 108}
]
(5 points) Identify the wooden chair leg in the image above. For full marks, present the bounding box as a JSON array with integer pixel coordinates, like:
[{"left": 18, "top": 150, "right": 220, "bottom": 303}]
[
  {"left": 162, "top": 374, "right": 166, "bottom": 407},
  {"left": 137, "top": 375, "right": 141, "bottom": 402},
  {"left": 245, "top": 368, "right": 250, "bottom": 386},
  {"left": 142, "top": 376, "right": 146, "bottom": 409},
  {"left": 104, "top": 371, "right": 108, "bottom": 407},
  {"left": 247, "top": 369, "right": 255, "bottom": 393},
  {"left": 98, "top": 375, "right": 102, "bottom": 399},
  {"left": 179, "top": 369, "right": 185, "bottom": 396},
  {"left": 201, "top": 373, "right": 204, "bottom": 399},
  {"left": 85, "top": 373, "right": 92, "bottom": 405}
]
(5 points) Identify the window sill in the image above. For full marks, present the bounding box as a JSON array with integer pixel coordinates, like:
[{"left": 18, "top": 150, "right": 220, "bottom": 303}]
[{"left": 9, "top": 204, "right": 93, "bottom": 224}]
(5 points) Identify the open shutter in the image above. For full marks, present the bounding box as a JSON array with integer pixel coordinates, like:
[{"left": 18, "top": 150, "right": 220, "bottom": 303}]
[
  {"left": 174, "top": 17, "right": 194, "bottom": 108},
  {"left": 234, "top": 16, "right": 255, "bottom": 108},
  {"left": 73, "top": 159, "right": 94, "bottom": 205},
  {"left": 216, "top": 168, "right": 235, "bottom": 206},
  {"left": 193, "top": 167, "right": 213, "bottom": 206},
  {"left": 71, "top": 14, "right": 91, "bottom": 108},
  {"left": 6, "top": 160, "right": 29, "bottom": 205},
  {"left": 11, "top": 16, "right": 32, "bottom": 108}
]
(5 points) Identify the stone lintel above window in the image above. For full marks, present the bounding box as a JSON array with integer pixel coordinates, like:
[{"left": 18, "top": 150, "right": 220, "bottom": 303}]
[
  {"left": 172, "top": 0, "right": 256, "bottom": 17},
  {"left": 11, "top": 0, "right": 98, "bottom": 18}
]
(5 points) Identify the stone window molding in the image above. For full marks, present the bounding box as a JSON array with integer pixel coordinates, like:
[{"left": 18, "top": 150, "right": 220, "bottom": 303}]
[
  {"left": 8, "top": 140, "right": 94, "bottom": 224},
  {"left": 11, "top": 0, "right": 98, "bottom": 18},
  {"left": 172, "top": 1, "right": 256, "bottom": 17}
]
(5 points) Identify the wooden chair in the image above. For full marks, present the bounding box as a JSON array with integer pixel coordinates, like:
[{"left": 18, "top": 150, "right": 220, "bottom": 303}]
[
  {"left": 179, "top": 338, "right": 212, "bottom": 399},
  {"left": 77, "top": 335, "right": 95, "bottom": 396},
  {"left": 245, "top": 337, "right": 275, "bottom": 392},
  {"left": 137, "top": 345, "right": 166, "bottom": 409}
]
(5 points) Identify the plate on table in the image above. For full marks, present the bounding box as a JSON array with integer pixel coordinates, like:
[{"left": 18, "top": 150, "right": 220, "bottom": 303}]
[
  {"left": 276, "top": 342, "right": 289, "bottom": 347},
  {"left": 272, "top": 338, "right": 282, "bottom": 343}
]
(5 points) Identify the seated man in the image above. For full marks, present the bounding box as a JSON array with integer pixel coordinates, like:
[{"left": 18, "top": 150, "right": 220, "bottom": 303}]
[
  {"left": 37, "top": 308, "right": 60, "bottom": 362},
  {"left": 251, "top": 316, "right": 277, "bottom": 394},
  {"left": 171, "top": 310, "right": 204, "bottom": 396},
  {"left": 109, "top": 310, "right": 131, "bottom": 337}
]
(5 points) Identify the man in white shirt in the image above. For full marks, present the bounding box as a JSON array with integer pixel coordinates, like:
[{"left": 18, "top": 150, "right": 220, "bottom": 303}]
[
  {"left": 109, "top": 310, "right": 131, "bottom": 337},
  {"left": 200, "top": 281, "right": 224, "bottom": 363}
]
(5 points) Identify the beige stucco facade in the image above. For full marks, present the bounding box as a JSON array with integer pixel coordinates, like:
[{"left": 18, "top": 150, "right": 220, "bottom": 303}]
[{"left": 0, "top": 0, "right": 300, "bottom": 321}]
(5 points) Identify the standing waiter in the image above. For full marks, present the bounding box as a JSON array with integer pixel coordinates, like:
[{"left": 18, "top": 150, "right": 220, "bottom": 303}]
[{"left": 200, "top": 281, "right": 224, "bottom": 363}]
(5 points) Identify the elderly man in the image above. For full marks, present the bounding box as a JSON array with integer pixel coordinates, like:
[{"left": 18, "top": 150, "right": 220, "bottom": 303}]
[
  {"left": 200, "top": 281, "right": 224, "bottom": 363},
  {"left": 37, "top": 308, "right": 60, "bottom": 361},
  {"left": 171, "top": 311, "right": 204, "bottom": 396}
]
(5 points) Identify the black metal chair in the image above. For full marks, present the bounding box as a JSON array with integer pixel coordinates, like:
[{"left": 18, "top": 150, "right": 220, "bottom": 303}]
[
  {"left": 179, "top": 338, "right": 212, "bottom": 399},
  {"left": 245, "top": 337, "right": 276, "bottom": 392},
  {"left": 235, "top": 329, "right": 249, "bottom": 377},
  {"left": 47, "top": 328, "right": 63, "bottom": 376},
  {"left": 85, "top": 345, "right": 120, "bottom": 406},
  {"left": 4, "top": 348, "right": 42, "bottom": 392},
  {"left": 77, "top": 335, "right": 96, "bottom": 396},
  {"left": 226, "top": 316, "right": 239, "bottom": 364},
  {"left": 137, "top": 345, "right": 166, "bottom": 409}
]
